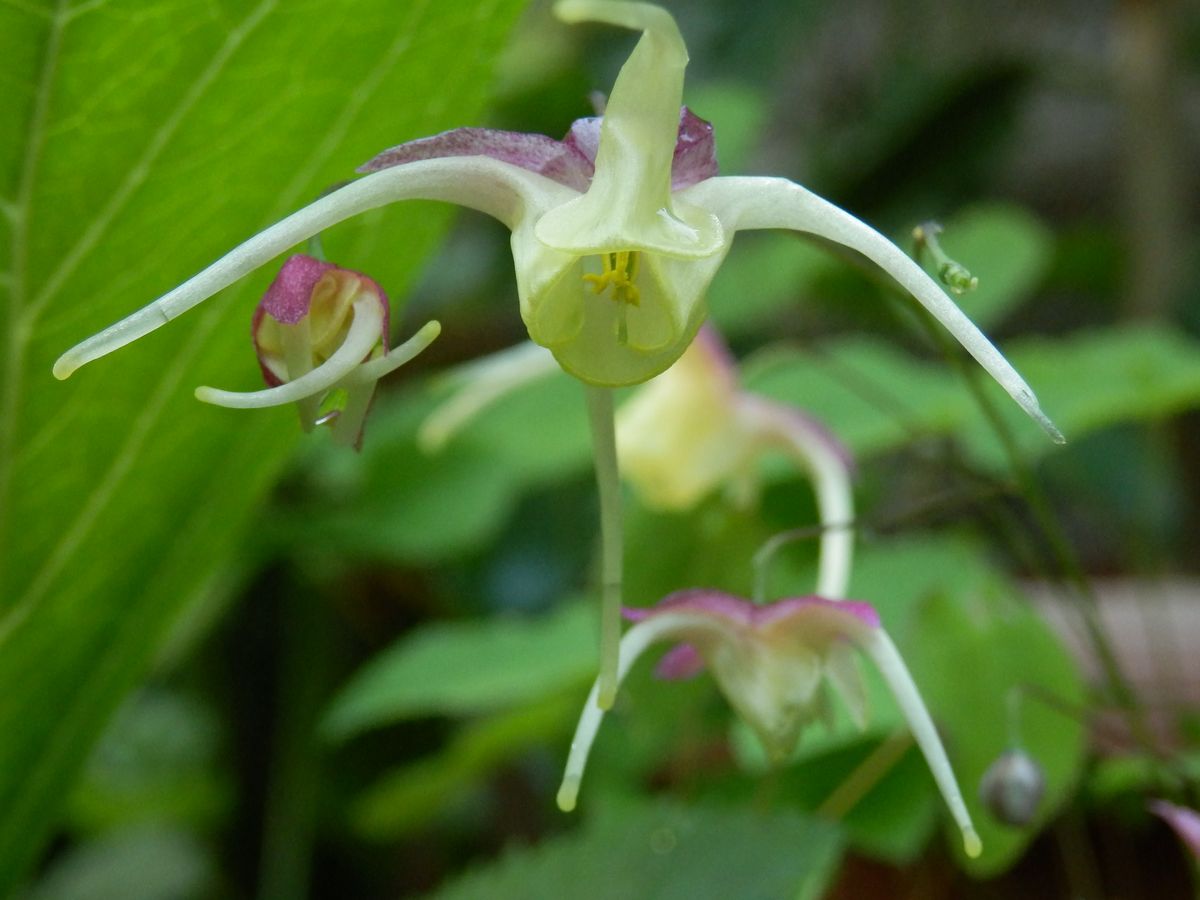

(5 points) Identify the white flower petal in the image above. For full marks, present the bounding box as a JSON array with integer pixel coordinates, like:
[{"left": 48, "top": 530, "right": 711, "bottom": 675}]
[
  {"left": 684, "top": 176, "right": 1064, "bottom": 444},
  {"left": 558, "top": 610, "right": 727, "bottom": 811},
  {"left": 53, "top": 158, "right": 568, "bottom": 380}
]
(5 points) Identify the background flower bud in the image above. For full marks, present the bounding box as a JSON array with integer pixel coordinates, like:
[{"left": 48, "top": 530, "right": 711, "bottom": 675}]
[{"left": 980, "top": 750, "right": 1046, "bottom": 827}]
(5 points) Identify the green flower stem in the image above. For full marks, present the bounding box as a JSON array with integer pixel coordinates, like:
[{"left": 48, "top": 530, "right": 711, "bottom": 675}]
[
  {"left": 305, "top": 231, "right": 327, "bottom": 261},
  {"left": 817, "top": 729, "right": 913, "bottom": 821},
  {"left": 585, "top": 385, "right": 623, "bottom": 710},
  {"left": 751, "top": 525, "right": 823, "bottom": 604}
]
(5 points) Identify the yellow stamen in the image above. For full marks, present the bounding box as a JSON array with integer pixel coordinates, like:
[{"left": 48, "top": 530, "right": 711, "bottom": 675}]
[{"left": 582, "top": 251, "right": 641, "bottom": 306}]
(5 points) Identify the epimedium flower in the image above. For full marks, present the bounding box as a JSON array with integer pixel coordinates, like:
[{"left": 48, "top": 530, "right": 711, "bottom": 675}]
[
  {"left": 195, "top": 254, "right": 440, "bottom": 449},
  {"left": 53, "top": 0, "right": 1062, "bottom": 709},
  {"left": 557, "top": 589, "right": 984, "bottom": 859},
  {"left": 617, "top": 326, "right": 855, "bottom": 598},
  {"left": 53, "top": 0, "right": 1061, "bottom": 427}
]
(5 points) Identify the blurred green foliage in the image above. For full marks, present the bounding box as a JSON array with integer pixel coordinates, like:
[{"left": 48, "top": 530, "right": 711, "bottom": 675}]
[{"left": 5, "top": 0, "right": 1200, "bottom": 897}]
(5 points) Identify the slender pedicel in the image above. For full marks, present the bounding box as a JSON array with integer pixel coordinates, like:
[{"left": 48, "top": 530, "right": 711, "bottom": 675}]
[{"left": 585, "top": 385, "right": 624, "bottom": 710}]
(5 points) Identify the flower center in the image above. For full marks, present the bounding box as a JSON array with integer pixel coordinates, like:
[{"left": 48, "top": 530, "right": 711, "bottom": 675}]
[{"left": 583, "top": 251, "right": 641, "bottom": 307}]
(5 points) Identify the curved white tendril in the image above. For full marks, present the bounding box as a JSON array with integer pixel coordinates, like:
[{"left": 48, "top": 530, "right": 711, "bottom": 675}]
[
  {"left": 347, "top": 320, "right": 442, "bottom": 384},
  {"left": 683, "top": 176, "right": 1064, "bottom": 444},
  {"left": 855, "top": 628, "right": 982, "bottom": 858},
  {"left": 194, "top": 298, "right": 384, "bottom": 408},
  {"left": 746, "top": 401, "right": 855, "bottom": 600},
  {"left": 557, "top": 611, "right": 724, "bottom": 811}
]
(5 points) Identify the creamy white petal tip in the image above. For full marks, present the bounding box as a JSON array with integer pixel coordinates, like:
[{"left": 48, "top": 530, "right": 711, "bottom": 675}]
[
  {"left": 1027, "top": 399, "right": 1065, "bottom": 444},
  {"left": 964, "top": 827, "right": 983, "bottom": 859},
  {"left": 347, "top": 320, "right": 441, "bottom": 385},
  {"left": 556, "top": 775, "right": 581, "bottom": 813}
]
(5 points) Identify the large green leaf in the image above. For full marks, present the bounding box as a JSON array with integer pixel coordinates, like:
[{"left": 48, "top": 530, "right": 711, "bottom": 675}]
[
  {"left": 350, "top": 693, "right": 580, "bottom": 841},
  {"left": 432, "top": 801, "right": 844, "bottom": 900},
  {"left": 0, "top": 0, "right": 525, "bottom": 887},
  {"left": 21, "top": 826, "right": 216, "bottom": 900},
  {"left": 322, "top": 601, "right": 596, "bottom": 741}
]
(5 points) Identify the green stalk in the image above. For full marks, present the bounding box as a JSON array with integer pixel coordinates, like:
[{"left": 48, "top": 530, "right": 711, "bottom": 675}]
[{"left": 585, "top": 385, "right": 623, "bottom": 710}]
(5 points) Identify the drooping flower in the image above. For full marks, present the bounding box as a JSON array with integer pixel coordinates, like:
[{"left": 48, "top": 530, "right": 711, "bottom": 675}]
[
  {"left": 618, "top": 326, "right": 855, "bottom": 598},
  {"left": 557, "top": 589, "right": 983, "bottom": 859},
  {"left": 53, "top": 0, "right": 1061, "bottom": 441},
  {"left": 194, "top": 254, "right": 440, "bottom": 448}
]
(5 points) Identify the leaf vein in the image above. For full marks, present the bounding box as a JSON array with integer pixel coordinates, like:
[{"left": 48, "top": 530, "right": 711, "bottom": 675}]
[
  {"left": 4, "top": 0, "right": 278, "bottom": 614},
  {"left": 0, "top": 0, "right": 68, "bottom": 590},
  {"left": 27, "top": 0, "right": 280, "bottom": 319}
]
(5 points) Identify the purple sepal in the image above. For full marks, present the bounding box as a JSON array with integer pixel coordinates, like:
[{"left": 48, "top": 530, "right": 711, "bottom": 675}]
[
  {"left": 671, "top": 108, "right": 719, "bottom": 190},
  {"left": 654, "top": 643, "right": 706, "bottom": 680},
  {"left": 258, "top": 254, "right": 336, "bottom": 325},
  {"left": 357, "top": 108, "right": 719, "bottom": 194},
  {"left": 560, "top": 108, "right": 717, "bottom": 190},
  {"left": 358, "top": 127, "right": 596, "bottom": 192},
  {"left": 625, "top": 590, "right": 881, "bottom": 630}
]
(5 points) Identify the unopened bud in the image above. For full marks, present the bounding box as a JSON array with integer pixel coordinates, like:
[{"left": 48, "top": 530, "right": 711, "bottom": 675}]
[{"left": 980, "top": 750, "right": 1045, "bottom": 827}]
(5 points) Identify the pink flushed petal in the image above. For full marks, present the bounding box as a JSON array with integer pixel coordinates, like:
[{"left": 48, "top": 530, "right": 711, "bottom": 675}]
[
  {"left": 566, "top": 108, "right": 718, "bottom": 190},
  {"left": 752, "top": 596, "right": 880, "bottom": 630},
  {"left": 252, "top": 255, "right": 391, "bottom": 387},
  {"left": 358, "top": 109, "right": 718, "bottom": 198},
  {"left": 671, "top": 108, "right": 719, "bottom": 190},
  {"left": 1151, "top": 800, "right": 1200, "bottom": 860},
  {"left": 624, "top": 589, "right": 756, "bottom": 626},
  {"left": 358, "top": 127, "right": 595, "bottom": 192},
  {"left": 257, "top": 255, "right": 336, "bottom": 325},
  {"left": 654, "top": 643, "right": 707, "bottom": 680},
  {"left": 625, "top": 590, "right": 879, "bottom": 631}
]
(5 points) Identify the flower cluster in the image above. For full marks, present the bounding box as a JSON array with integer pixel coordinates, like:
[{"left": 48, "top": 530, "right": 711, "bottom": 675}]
[
  {"left": 51, "top": 0, "right": 1065, "bottom": 859},
  {"left": 53, "top": 1, "right": 1060, "bottom": 442}
]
